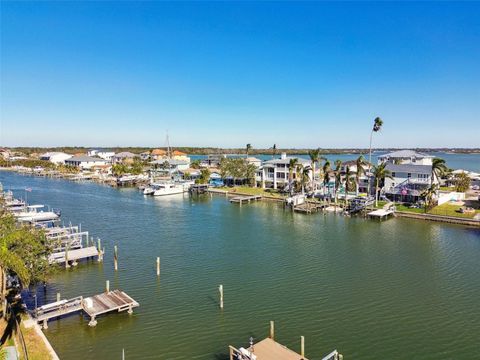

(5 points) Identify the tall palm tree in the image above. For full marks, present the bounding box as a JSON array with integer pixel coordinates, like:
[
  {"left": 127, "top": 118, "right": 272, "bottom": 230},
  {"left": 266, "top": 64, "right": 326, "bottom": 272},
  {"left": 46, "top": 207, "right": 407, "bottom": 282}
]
[
  {"left": 431, "top": 158, "right": 447, "bottom": 186},
  {"left": 288, "top": 158, "right": 298, "bottom": 195},
  {"left": 246, "top": 143, "right": 252, "bottom": 157},
  {"left": 333, "top": 160, "right": 342, "bottom": 206},
  {"left": 308, "top": 148, "right": 324, "bottom": 191},
  {"left": 372, "top": 162, "right": 393, "bottom": 206},
  {"left": 322, "top": 159, "right": 331, "bottom": 197},
  {"left": 367, "top": 117, "right": 384, "bottom": 196},
  {"left": 355, "top": 155, "right": 367, "bottom": 195},
  {"left": 272, "top": 144, "right": 277, "bottom": 159}
]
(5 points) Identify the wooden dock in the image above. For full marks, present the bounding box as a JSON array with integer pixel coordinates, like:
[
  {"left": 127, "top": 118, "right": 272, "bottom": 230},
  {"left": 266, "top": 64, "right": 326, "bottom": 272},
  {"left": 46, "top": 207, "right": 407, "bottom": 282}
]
[
  {"left": 368, "top": 209, "right": 394, "bottom": 219},
  {"left": 293, "top": 201, "right": 326, "bottom": 214},
  {"left": 230, "top": 195, "right": 262, "bottom": 205},
  {"left": 34, "top": 289, "right": 139, "bottom": 328},
  {"left": 229, "top": 322, "right": 342, "bottom": 360},
  {"left": 48, "top": 246, "right": 99, "bottom": 264}
]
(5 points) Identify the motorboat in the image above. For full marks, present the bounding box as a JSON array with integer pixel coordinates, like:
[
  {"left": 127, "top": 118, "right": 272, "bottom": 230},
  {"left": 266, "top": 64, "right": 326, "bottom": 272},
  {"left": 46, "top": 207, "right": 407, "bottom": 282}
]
[
  {"left": 14, "top": 204, "right": 60, "bottom": 223},
  {"left": 143, "top": 186, "right": 155, "bottom": 195},
  {"left": 152, "top": 183, "right": 185, "bottom": 196}
]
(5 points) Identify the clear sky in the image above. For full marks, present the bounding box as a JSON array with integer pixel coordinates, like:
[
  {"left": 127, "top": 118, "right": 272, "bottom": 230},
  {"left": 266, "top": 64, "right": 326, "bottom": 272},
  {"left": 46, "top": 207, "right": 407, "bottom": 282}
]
[{"left": 1, "top": 1, "right": 479, "bottom": 148}]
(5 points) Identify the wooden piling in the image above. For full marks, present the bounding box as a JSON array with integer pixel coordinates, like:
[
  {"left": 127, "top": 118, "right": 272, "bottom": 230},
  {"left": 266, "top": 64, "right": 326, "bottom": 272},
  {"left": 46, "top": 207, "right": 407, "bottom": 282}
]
[
  {"left": 97, "top": 238, "right": 102, "bottom": 262},
  {"left": 65, "top": 245, "right": 70, "bottom": 269},
  {"left": 106, "top": 280, "right": 110, "bottom": 293},
  {"left": 114, "top": 245, "right": 118, "bottom": 271},
  {"left": 219, "top": 284, "right": 224, "bottom": 309},
  {"left": 156, "top": 257, "right": 160, "bottom": 276},
  {"left": 270, "top": 320, "right": 275, "bottom": 340},
  {"left": 56, "top": 293, "right": 60, "bottom": 302},
  {"left": 300, "top": 336, "right": 305, "bottom": 358}
]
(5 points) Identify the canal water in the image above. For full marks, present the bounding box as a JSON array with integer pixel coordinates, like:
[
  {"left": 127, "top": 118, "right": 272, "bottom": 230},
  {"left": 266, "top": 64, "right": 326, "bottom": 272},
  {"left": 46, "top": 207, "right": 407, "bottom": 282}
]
[{"left": 1, "top": 172, "right": 480, "bottom": 359}]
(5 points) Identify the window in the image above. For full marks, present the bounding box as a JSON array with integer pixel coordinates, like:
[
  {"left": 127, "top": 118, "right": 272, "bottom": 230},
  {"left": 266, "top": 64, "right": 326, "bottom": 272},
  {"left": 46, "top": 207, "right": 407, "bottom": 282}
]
[
  {"left": 407, "top": 173, "right": 411, "bottom": 178},
  {"left": 391, "top": 172, "right": 396, "bottom": 177}
]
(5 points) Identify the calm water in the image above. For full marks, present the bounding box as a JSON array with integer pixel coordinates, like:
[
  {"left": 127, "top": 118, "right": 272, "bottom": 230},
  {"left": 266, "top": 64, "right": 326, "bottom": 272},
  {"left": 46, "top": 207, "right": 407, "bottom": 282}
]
[
  {"left": 191, "top": 152, "right": 480, "bottom": 172},
  {"left": 1, "top": 172, "right": 480, "bottom": 359}
]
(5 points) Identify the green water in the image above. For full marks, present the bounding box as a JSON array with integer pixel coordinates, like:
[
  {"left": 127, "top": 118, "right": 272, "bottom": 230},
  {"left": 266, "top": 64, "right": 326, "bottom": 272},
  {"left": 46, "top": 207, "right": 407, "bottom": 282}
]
[{"left": 2, "top": 172, "right": 480, "bottom": 359}]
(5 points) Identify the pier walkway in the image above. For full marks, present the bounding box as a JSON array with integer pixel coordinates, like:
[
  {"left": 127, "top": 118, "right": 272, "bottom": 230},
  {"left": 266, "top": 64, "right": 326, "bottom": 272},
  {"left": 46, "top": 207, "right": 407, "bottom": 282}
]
[
  {"left": 34, "top": 289, "right": 139, "bottom": 328},
  {"left": 230, "top": 195, "right": 262, "bottom": 204},
  {"left": 48, "top": 246, "right": 99, "bottom": 264},
  {"left": 368, "top": 209, "right": 394, "bottom": 219}
]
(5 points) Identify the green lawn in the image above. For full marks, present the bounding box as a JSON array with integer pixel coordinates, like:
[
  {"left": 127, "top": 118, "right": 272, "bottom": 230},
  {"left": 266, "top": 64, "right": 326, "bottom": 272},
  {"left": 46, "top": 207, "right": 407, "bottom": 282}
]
[{"left": 428, "top": 203, "right": 480, "bottom": 218}]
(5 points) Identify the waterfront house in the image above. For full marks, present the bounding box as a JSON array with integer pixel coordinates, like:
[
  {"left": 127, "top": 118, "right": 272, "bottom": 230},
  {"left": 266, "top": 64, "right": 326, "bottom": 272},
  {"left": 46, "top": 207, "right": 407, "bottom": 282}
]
[
  {"left": 0, "top": 148, "right": 11, "bottom": 159},
  {"left": 151, "top": 148, "right": 167, "bottom": 160},
  {"left": 65, "top": 155, "right": 107, "bottom": 170},
  {"left": 140, "top": 151, "right": 151, "bottom": 161},
  {"left": 378, "top": 150, "right": 436, "bottom": 202},
  {"left": 88, "top": 149, "right": 115, "bottom": 161},
  {"left": 172, "top": 150, "right": 190, "bottom": 162},
  {"left": 151, "top": 159, "right": 190, "bottom": 173},
  {"left": 246, "top": 156, "right": 262, "bottom": 168},
  {"left": 257, "top": 153, "right": 311, "bottom": 189},
  {"left": 112, "top": 152, "right": 137, "bottom": 164},
  {"left": 40, "top": 152, "right": 72, "bottom": 164}
]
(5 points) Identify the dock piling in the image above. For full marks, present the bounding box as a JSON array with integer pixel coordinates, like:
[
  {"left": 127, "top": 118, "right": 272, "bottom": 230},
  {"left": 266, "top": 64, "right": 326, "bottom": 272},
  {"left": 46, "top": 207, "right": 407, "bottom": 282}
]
[
  {"left": 106, "top": 280, "right": 110, "bottom": 293},
  {"left": 270, "top": 320, "right": 275, "bottom": 340},
  {"left": 219, "top": 284, "right": 224, "bottom": 309},
  {"left": 56, "top": 293, "right": 60, "bottom": 302},
  {"left": 114, "top": 245, "right": 118, "bottom": 271},
  {"left": 301, "top": 336, "right": 305, "bottom": 358},
  {"left": 156, "top": 257, "right": 160, "bottom": 276}
]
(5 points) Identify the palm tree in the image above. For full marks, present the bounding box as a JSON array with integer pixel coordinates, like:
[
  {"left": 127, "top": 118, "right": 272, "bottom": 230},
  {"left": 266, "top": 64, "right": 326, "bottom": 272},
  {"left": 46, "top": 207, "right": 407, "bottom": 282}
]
[
  {"left": 367, "top": 117, "right": 384, "bottom": 196},
  {"left": 246, "top": 143, "right": 252, "bottom": 157},
  {"left": 372, "top": 162, "right": 393, "bottom": 206},
  {"left": 308, "top": 149, "right": 324, "bottom": 191},
  {"left": 344, "top": 165, "right": 356, "bottom": 202},
  {"left": 431, "top": 158, "right": 447, "bottom": 186},
  {"left": 322, "top": 159, "right": 331, "bottom": 197},
  {"left": 333, "top": 160, "right": 342, "bottom": 206},
  {"left": 421, "top": 184, "right": 438, "bottom": 213},
  {"left": 288, "top": 158, "right": 298, "bottom": 195},
  {"left": 355, "top": 155, "right": 367, "bottom": 195}
]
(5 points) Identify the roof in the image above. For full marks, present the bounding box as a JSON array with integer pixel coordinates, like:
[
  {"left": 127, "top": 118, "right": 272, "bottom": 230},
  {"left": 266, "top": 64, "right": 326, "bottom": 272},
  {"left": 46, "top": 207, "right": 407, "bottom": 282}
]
[
  {"left": 40, "top": 152, "right": 70, "bottom": 157},
  {"left": 385, "top": 163, "right": 432, "bottom": 174},
  {"left": 151, "top": 159, "right": 189, "bottom": 166},
  {"left": 172, "top": 150, "right": 187, "bottom": 156},
  {"left": 379, "top": 150, "right": 433, "bottom": 159},
  {"left": 246, "top": 157, "right": 261, "bottom": 162},
  {"left": 114, "top": 152, "right": 136, "bottom": 158},
  {"left": 66, "top": 156, "right": 107, "bottom": 163},
  {"left": 263, "top": 157, "right": 310, "bottom": 166},
  {"left": 151, "top": 149, "right": 167, "bottom": 156}
]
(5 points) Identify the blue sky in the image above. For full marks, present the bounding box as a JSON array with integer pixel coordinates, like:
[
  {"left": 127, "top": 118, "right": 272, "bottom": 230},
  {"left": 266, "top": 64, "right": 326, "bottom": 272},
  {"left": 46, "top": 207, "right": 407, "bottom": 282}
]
[{"left": 1, "top": 1, "right": 479, "bottom": 148}]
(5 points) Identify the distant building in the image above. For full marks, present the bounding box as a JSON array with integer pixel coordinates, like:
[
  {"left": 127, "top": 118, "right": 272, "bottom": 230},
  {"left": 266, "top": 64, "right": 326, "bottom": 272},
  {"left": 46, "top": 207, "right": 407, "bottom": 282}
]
[
  {"left": 257, "top": 152, "right": 311, "bottom": 189},
  {"left": 0, "top": 148, "right": 11, "bottom": 159},
  {"left": 246, "top": 157, "right": 262, "bottom": 168},
  {"left": 151, "top": 149, "right": 167, "bottom": 160},
  {"left": 112, "top": 152, "right": 137, "bottom": 164},
  {"left": 65, "top": 155, "right": 107, "bottom": 170},
  {"left": 88, "top": 149, "right": 115, "bottom": 161},
  {"left": 378, "top": 150, "right": 433, "bottom": 166},
  {"left": 151, "top": 159, "right": 190, "bottom": 172},
  {"left": 39, "top": 152, "right": 72, "bottom": 164},
  {"left": 171, "top": 150, "right": 190, "bottom": 162}
]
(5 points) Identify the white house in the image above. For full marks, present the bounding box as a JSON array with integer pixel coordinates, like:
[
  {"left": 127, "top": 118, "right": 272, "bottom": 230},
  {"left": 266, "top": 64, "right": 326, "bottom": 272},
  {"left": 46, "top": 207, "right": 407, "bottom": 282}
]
[
  {"left": 39, "top": 152, "right": 72, "bottom": 164},
  {"left": 65, "top": 155, "right": 107, "bottom": 170},
  {"left": 378, "top": 150, "right": 436, "bottom": 202},
  {"left": 112, "top": 152, "right": 137, "bottom": 164},
  {"left": 378, "top": 150, "right": 433, "bottom": 166},
  {"left": 246, "top": 157, "right": 262, "bottom": 168},
  {"left": 257, "top": 153, "right": 311, "bottom": 189},
  {"left": 87, "top": 149, "right": 115, "bottom": 161}
]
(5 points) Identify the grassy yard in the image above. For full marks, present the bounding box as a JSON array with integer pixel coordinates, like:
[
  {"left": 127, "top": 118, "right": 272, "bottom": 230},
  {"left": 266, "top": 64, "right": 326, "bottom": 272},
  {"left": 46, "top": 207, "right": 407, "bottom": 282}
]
[{"left": 428, "top": 203, "right": 480, "bottom": 219}]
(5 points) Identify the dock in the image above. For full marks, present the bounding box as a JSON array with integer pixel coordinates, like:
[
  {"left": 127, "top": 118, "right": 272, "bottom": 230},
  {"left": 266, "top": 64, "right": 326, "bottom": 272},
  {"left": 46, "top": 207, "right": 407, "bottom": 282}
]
[
  {"left": 230, "top": 195, "right": 262, "bottom": 205},
  {"left": 48, "top": 246, "right": 99, "bottom": 265},
  {"left": 293, "top": 201, "right": 326, "bottom": 214},
  {"left": 368, "top": 208, "right": 394, "bottom": 219},
  {"left": 229, "top": 322, "right": 342, "bottom": 360},
  {"left": 34, "top": 289, "right": 139, "bottom": 328}
]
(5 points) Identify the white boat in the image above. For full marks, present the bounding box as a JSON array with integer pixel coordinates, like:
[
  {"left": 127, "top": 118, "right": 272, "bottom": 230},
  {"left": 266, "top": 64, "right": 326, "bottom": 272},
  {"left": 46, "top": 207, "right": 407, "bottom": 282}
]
[
  {"left": 152, "top": 183, "right": 185, "bottom": 196},
  {"left": 14, "top": 205, "right": 60, "bottom": 223},
  {"left": 143, "top": 187, "right": 155, "bottom": 195}
]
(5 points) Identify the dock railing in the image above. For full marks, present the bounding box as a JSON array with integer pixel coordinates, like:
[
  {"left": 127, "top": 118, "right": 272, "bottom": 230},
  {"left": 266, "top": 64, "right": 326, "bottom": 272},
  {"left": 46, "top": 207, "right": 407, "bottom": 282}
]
[{"left": 34, "top": 296, "right": 84, "bottom": 322}]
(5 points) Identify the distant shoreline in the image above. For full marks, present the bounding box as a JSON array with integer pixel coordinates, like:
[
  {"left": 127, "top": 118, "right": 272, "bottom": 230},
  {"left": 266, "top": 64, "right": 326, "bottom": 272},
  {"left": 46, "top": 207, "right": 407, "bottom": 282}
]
[{"left": 3, "top": 147, "right": 480, "bottom": 156}]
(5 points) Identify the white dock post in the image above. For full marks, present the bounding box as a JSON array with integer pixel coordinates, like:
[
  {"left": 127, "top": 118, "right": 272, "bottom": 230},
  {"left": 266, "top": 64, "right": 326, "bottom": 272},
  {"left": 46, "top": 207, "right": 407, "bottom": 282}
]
[
  {"left": 156, "top": 257, "right": 160, "bottom": 277},
  {"left": 114, "top": 245, "right": 118, "bottom": 271},
  {"left": 300, "top": 336, "right": 305, "bottom": 358},
  {"left": 65, "top": 245, "right": 70, "bottom": 269},
  {"left": 56, "top": 293, "right": 60, "bottom": 302},
  {"left": 219, "top": 284, "right": 224, "bottom": 309},
  {"left": 97, "top": 238, "right": 103, "bottom": 262},
  {"left": 106, "top": 280, "right": 110, "bottom": 293},
  {"left": 43, "top": 319, "right": 48, "bottom": 329},
  {"left": 270, "top": 320, "right": 275, "bottom": 340}
]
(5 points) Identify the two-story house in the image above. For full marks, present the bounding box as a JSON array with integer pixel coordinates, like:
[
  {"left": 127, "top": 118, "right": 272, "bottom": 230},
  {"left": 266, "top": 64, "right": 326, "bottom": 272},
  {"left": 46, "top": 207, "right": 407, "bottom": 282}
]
[{"left": 257, "top": 153, "right": 311, "bottom": 189}]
